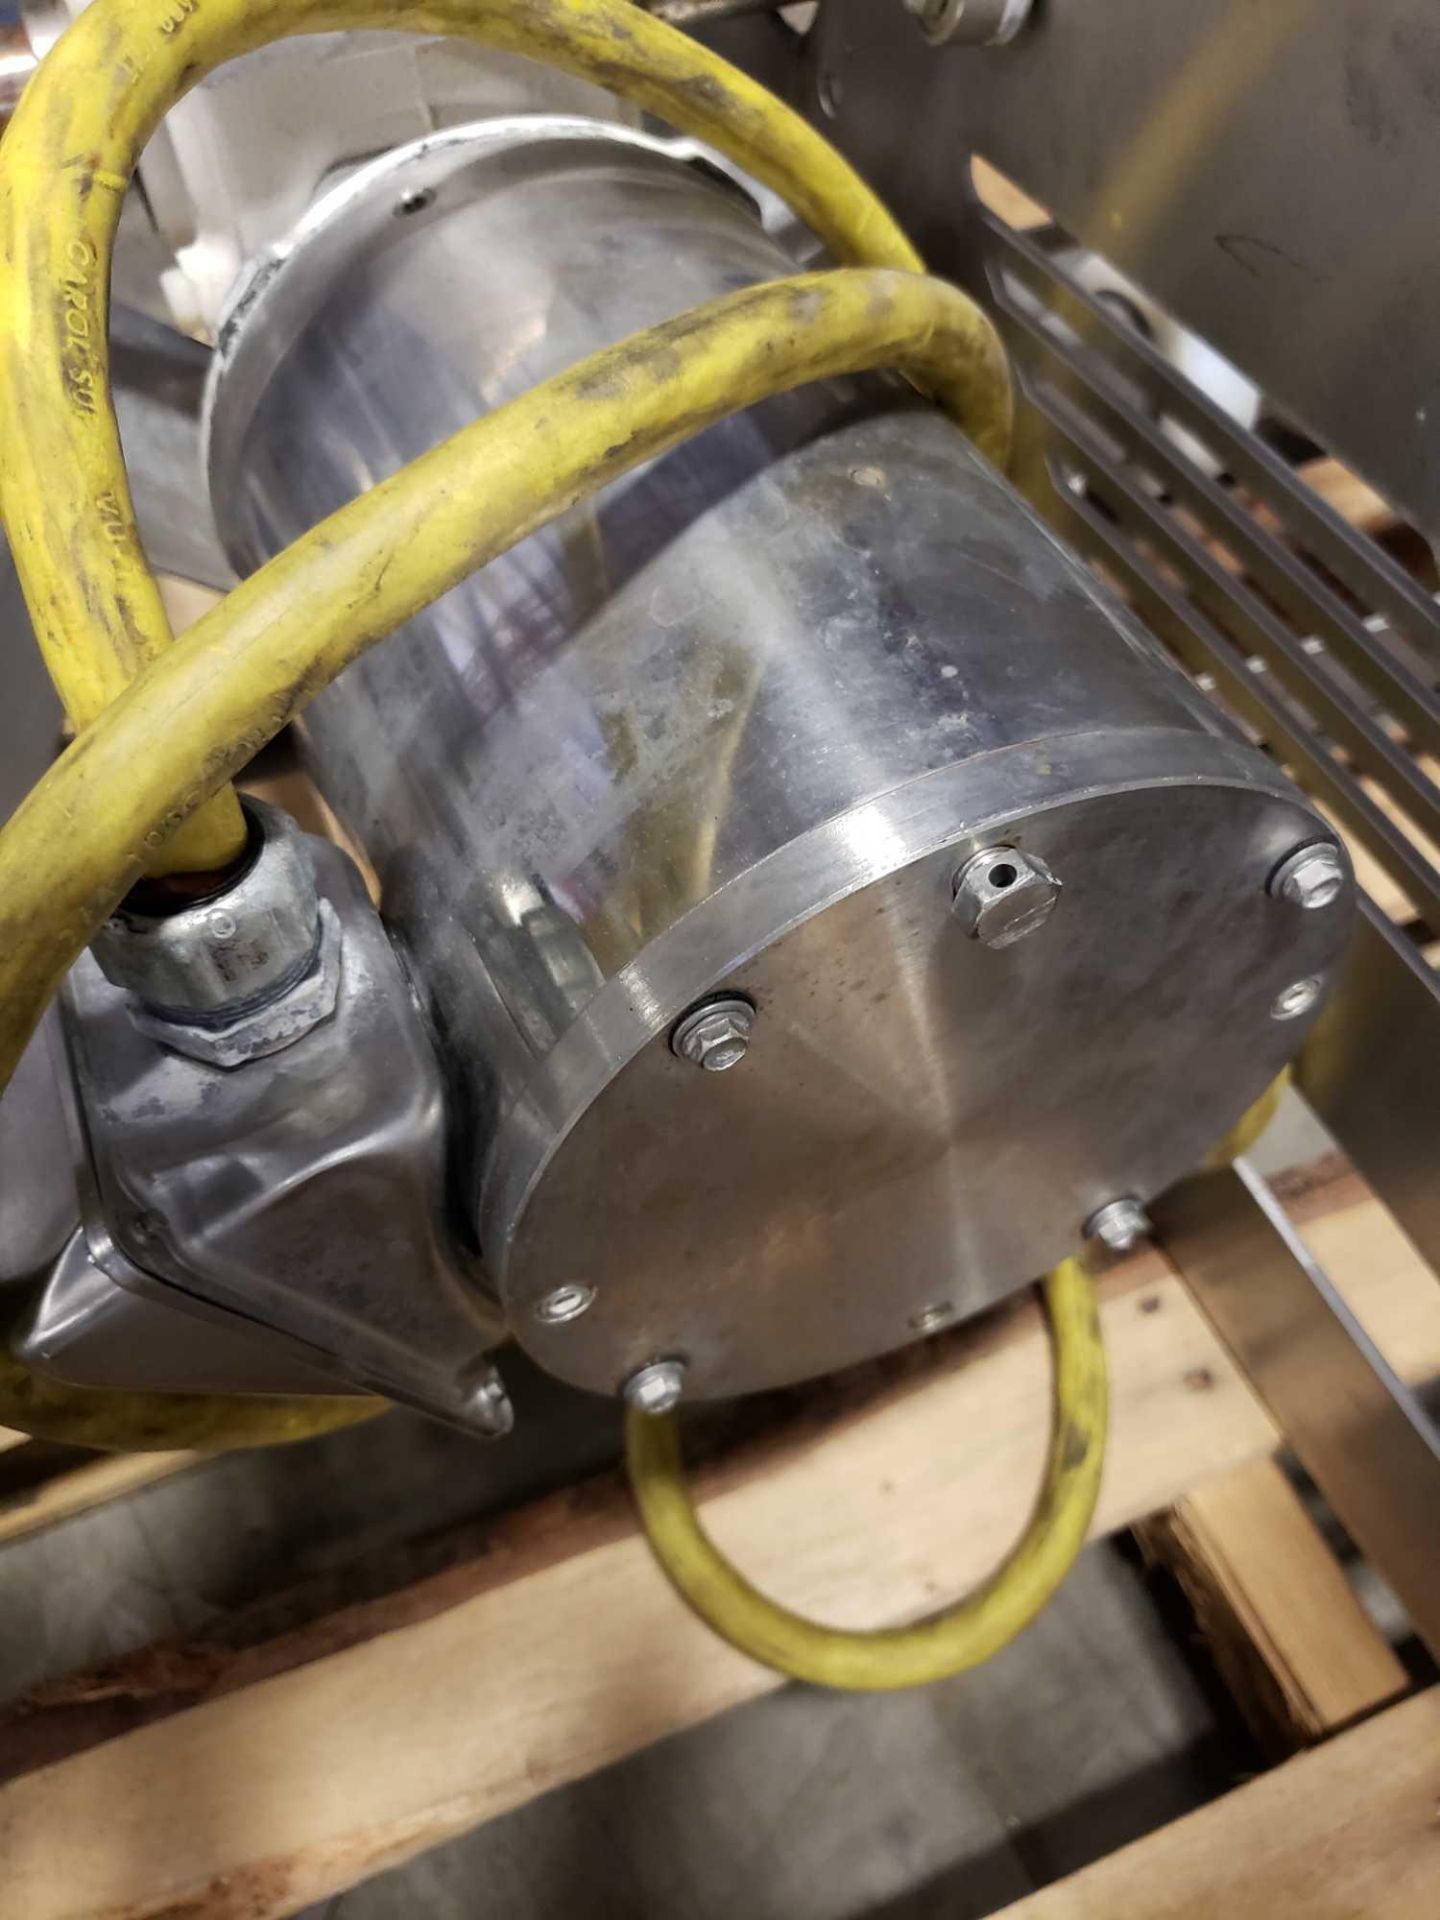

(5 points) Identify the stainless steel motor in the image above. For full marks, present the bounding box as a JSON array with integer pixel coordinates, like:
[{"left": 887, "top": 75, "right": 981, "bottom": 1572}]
[{"left": 188, "top": 112, "right": 1350, "bottom": 1409}]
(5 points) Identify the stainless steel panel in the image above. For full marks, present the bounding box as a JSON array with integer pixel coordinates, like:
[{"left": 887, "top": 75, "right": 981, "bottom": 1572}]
[
  {"left": 0, "top": 545, "right": 73, "bottom": 1286},
  {"left": 12, "top": 1227, "right": 353, "bottom": 1396},
  {"left": 207, "top": 118, "right": 1347, "bottom": 1400},
  {"left": 977, "top": 215, "right": 1440, "bottom": 934},
  {"left": 1154, "top": 1160, "right": 1440, "bottom": 1663},
  {"left": 790, "top": 0, "right": 1440, "bottom": 535},
  {"left": 0, "top": 1012, "right": 74, "bottom": 1287},
  {"left": 112, "top": 304, "right": 234, "bottom": 591},
  {"left": 1301, "top": 901, "right": 1440, "bottom": 1278}
]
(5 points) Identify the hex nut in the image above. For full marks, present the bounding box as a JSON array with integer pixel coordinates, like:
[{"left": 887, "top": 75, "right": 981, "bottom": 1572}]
[
  {"left": 92, "top": 799, "right": 322, "bottom": 1017},
  {"left": 951, "top": 847, "right": 1061, "bottom": 949},
  {"left": 623, "top": 1359, "right": 686, "bottom": 1415},
  {"left": 130, "top": 901, "right": 344, "bottom": 1069},
  {"left": 1269, "top": 842, "right": 1346, "bottom": 911},
  {"left": 1084, "top": 1197, "right": 1151, "bottom": 1253},
  {"left": 671, "top": 996, "right": 755, "bottom": 1072}
]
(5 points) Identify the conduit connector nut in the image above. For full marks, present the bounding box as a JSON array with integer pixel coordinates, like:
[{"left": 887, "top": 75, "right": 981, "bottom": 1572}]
[
  {"left": 1268, "top": 841, "right": 1346, "bottom": 912},
  {"left": 91, "top": 799, "right": 342, "bottom": 1069},
  {"left": 1084, "top": 1197, "right": 1151, "bottom": 1254},
  {"left": 624, "top": 1359, "right": 687, "bottom": 1415},
  {"left": 905, "top": 0, "right": 1034, "bottom": 48},
  {"left": 951, "top": 846, "right": 1061, "bottom": 948},
  {"left": 671, "top": 996, "right": 755, "bottom": 1072}
]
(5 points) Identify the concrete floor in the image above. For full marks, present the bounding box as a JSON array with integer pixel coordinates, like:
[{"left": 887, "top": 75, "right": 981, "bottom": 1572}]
[{"left": 307, "top": 1543, "right": 1246, "bottom": 1920}]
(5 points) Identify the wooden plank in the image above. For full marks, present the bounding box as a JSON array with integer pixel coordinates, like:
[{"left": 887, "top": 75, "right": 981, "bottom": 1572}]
[
  {"left": 1, "top": 1161, "right": 1435, "bottom": 1917},
  {"left": 0, "top": 1259, "right": 1276, "bottom": 1920},
  {"left": 970, "top": 155, "right": 1050, "bottom": 231},
  {"left": 1280, "top": 1159, "right": 1440, "bottom": 1372},
  {"left": 0, "top": 1451, "right": 196, "bottom": 1548},
  {"left": 1137, "top": 1456, "right": 1406, "bottom": 1756},
  {"left": 994, "top": 1688, "right": 1440, "bottom": 1918},
  {"left": 1296, "top": 456, "right": 1401, "bottom": 539}
]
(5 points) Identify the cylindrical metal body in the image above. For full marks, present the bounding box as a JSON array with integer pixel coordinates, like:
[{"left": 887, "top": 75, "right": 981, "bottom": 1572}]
[{"left": 207, "top": 118, "right": 1349, "bottom": 1400}]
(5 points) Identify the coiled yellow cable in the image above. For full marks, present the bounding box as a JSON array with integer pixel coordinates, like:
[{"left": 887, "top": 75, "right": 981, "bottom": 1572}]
[
  {"left": 0, "top": 1346, "right": 381, "bottom": 1452},
  {"left": 626, "top": 1258, "right": 1108, "bottom": 1690},
  {"left": 0, "top": 0, "right": 1105, "bottom": 1647},
  {"left": 0, "top": 268, "right": 1010, "bottom": 1097},
  {"left": 0, "top": 0, "right": 921, "bottom": 875}
]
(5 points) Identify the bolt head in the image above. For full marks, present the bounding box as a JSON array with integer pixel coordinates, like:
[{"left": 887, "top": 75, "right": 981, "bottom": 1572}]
[
  {"left": 909, "top": 1301, "right": 955, "bottom": 1336},
  {"left": 1269, "top": 843, "right": 1346, "bottom": 911},
  {"left": 535, "top": 1283, "right": 595, "bottom": 1326},
  {"left": 672, "top": 997, "right": 755, "bottom": 1072},
  {"left": 1085, "top": 1197, "right": 1151, "bottom": 1253},
  {"left": 623, "top": 1359, "right": 686, "bottom": 1416},
  {"left": 951, "top": 847, "right": 1061, "bottom": 949},
  {"left": 461, "top": 1371, "right": 514, "bottom": 1437},
  {"left": 1272, "top": 975, "right": 1324, "bottom": 1021}
]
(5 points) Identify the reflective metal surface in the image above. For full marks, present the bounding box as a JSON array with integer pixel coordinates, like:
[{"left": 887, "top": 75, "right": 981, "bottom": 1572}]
[
  {"left": 979, "top": 213, "right": 1440, "bottom": 932},
  {"left": 13, "top": 1227, "right": 352, "bottom": 1395},
  {"left": 62, "top": 834, "right": 510, "bottom": 1433},
  {"left": 112, "top": 304, "right": 234, "bottom": 590},
  {"left": 0, "top": 540, "right": 72, "bottom": 1287},
  {"left": 1301, "top": 901, "right": 1440, "bottom": 1281},
  {"left": 1154, "top": 1161, "right": 1440, "bottom": 1664},
  {"left": 783, "top": 0, "right": 1440, "bottom": 534},
  {"left": 92, "top": 799, "right": 325, "bottom": 1022},
  {"left": 208, "top": 118, "right": 1346, "bottom": 1400},
  {"left": 0, "top": 1013, "right": 75, "bottom": 1288}
]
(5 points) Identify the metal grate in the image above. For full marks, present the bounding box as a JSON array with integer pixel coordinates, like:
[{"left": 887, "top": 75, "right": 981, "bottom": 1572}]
[{"left": 979, "top": 206, "right": 1440, "bottom": 1272}]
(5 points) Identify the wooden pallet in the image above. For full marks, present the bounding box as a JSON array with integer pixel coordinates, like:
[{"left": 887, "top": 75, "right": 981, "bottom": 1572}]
[{"left": 0, "top": 1151, "right": 1435, "bottom": 1918}]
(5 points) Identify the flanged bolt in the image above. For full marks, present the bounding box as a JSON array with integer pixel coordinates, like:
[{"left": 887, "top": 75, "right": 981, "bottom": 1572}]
[
  {"left": 1268, "top": 842, "right": 1346, "bottom": 911},
  {"left": 623, "top": 1359, "right": 686, "bottom": 1415},
  {"left": 1272, "top": 976, "right": 1324, "bottom": 1021},
  {"left": 1085, "top": 1197, "right": 1151, "bottom": 1253},
  {"left": 671, "top": 996, "right": 755, "bottom": 1072},
  {"left": 951, "top": 846, "right": 1061, "bottom": 949}
]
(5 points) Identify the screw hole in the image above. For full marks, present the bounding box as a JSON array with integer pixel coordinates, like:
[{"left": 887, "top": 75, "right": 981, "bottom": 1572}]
[
  {"left": 536, "top": 1283, "right": 596, "bottom": 1325},
  {"left": 395, "top": 187, "right": 435, "bottom": 217},
  {"left": 988, "top": 862, "right": 1018, "bottom": 889}
]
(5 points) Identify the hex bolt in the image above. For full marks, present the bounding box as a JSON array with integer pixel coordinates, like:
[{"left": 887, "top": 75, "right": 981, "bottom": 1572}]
[
  {"left": 623, "top": 1359, "right": 686, "bottom": 1415},
  {"left": 462, "top": 1370, "right": 515, "bottom": 1438},
  {"left": 1272, "top": 976, "right": 1324, "bottom": 1021},
  {"left": 535, "top": 1283, "right": 596, "bottom": 1326},
  {"left": 671, "top": 996, "right": 755, "bottom": 1072},
  {"left": 951, "top": 847, "right": 1061, "bottom": 949},
  {"left": 1268, "top": 842, "right": 1346, "bottom": 911},
  {"left": 1084, "top": 1197, "right": 1152, "bottom": 1253}
]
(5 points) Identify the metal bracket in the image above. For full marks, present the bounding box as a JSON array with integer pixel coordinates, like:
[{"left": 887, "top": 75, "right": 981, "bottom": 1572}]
[{"left": 1153, "top": 1159, "right": 1440, "bottom": 1663}]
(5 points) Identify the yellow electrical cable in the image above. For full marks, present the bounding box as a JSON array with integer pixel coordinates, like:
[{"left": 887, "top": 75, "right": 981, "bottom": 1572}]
[
  {"left": 0, "top": 0, "right": 921, "bottom": 876},
  {"left": 0, "top": 1345, "right": 383, "bottom": 1451},
  {"left": 0, "top": 268, "right": 1010, "bottom": 1096},
  {"left": 623, "top": 1067, "right": 1290, "bottom": 1690},
  {"left": 0, "top": 0, "right": 1098, "bottom": 1609},
  {"left": 626, "top": 1258, "right": 1108, "bottom": 1690}
]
